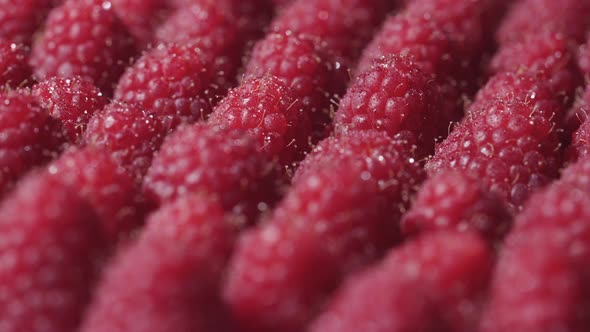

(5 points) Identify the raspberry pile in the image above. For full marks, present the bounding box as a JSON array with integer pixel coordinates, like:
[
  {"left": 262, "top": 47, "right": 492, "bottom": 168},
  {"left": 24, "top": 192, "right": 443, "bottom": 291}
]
[{"left": 4, "top": 0, "right": 590, "bottom": 331}]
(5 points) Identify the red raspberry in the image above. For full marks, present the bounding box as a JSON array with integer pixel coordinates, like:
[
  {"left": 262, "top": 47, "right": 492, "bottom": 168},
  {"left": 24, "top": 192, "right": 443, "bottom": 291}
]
[
  {"left": 310, "top": 231, "right": 493, "bottom": 332},
  {"left": 0, "top": 0, "right": 53, "bottom": 45},
  {"left": 496, "top": 0, "right": 590, "bottom": 45},
  {"left": 0, "top": 173, "right": 107, "bottom": 332},
  {"left": 579, "top": 34, "right": 590, "bottom": 77},
  {"left": 427, "top": 73, "right": 563, "bottom": 211},
  {"left": 0, "top": 39, "right": 32, "bottom": 89},
  {"left": 80, "top": 194, "right": 235, "bottom": 332},
  {"left": 334, "top": 54, "right": 443, "bottom": 157},
  {"left": 270, "top": 0, "right": 394, "bottom": 62},
  {"left": 33, "top": 77, "right": 107, "bottom": 143},
  {"left": 30, "top": 0, "right": 138, "bottom": 95},
  {"left": 208, "top": 75, "right": 310, "bottom": 166},
  {"left": 143, "top": 123, "right": 279, "bottom": 224},
  {"left": 401, "top": 171, "right": 512, "bottom": 241},
  {"left": 223, "top": 131, "right": 423, "bottom": 332},
  {"left": 46, "top": 147, "right": 145, "bottom": 242},
  {"left": 244, "top": 32, "right": 348, "bottom": 142},
  {"left": 111, "top": 0, "right": 172, "bottom": 48},
  {"left": 84, "top": 101, "right": 167, "bottom": 183},
  {"left": 489, "top": 32, "right": 582, "bottom": 104},
  {"left": 0, "top": 89, "right": 64, "bottom": 197},
  {"left": 114, "top": 42, "right": 227, "bottom": 130},
  {"left": 567, "top": 118, "right": 590, "bottom": 162}
]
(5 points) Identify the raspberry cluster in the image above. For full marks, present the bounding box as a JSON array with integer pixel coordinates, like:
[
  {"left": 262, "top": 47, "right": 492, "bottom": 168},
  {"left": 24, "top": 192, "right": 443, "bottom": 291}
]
[{"left": 2, "top": 0, "right": 590, "bottom": 331}]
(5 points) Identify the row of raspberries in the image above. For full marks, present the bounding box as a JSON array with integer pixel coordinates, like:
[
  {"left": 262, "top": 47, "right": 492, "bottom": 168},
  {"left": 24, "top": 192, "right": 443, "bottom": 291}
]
[{"left": 1, "top": 0, "right": 590, "bottom": 331}]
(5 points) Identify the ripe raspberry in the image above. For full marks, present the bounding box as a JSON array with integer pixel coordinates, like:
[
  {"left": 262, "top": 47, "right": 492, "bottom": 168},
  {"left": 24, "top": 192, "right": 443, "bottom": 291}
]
[
  {"left": 0, "top": 173, "right": 107, "bottom": 332},
  {"left": 496, "top": 0, "right": 590, "bottom": 45},
  {"left": 33, "top": 77, "right": 107, "bottom": 143},
  {"left": 0, "top": 89, "right": 64, "bottom": 197},
  {"left": 46, "top": 147, "right": 145, "bottom": 242},
  {"left": 143, "top": 123, "right": 279, "bottom": 224},
  {"left": 208, "top": 75, "right": 310, "bottom": 166},
  {"left": 84, "top": 101, "right": 167, "bottom": 183},
  {"left": 310, "top": 231, "right": 493, "bottom": 332},
  {"left": 30, "top": 0, "right": 138, "bottom": 95},
  {"left": 489, "top": 32, "right": 582, "bottom": 104},
  {"left": 111, "top": 0, "right": 172, "bottom": 48},
  {"left": 244, "top": 32, "right": 348, "bottom": 142},
  {"left": 223, "top": 131, "right": 423, "bottom": 332},
  {"left": 271, "top": 0, "right": 394, "bottom": 62},
  {"left": 334, "top": 54, "right": 443, "bottom": 157},
  {"left": 114, "top": 42, "right": 227, "bottom": 130},
  {"left": 567, "top": 118, "right": 590, "bottom": 162},
  {"left": 80, "top": 194, "right": 235, "bottom": 332},
  {"left": 578, "top": 34, "right": 590, "bottom": 77},
  {"left": 0, "top": 40, "right": 32, "bottom": 89},
  {"left": 401, "top": 171, "right": 512, "bottom": 241},
  {"left": 427, "top": 73, "right": 564, "bottom": 211},
  {"left": 0, "top": 0, "right": 53, "bottom": 45}
]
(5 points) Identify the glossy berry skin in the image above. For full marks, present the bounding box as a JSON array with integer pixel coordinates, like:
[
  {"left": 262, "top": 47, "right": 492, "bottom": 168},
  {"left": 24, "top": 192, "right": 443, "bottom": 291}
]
[
  {"left": 143, "top": 123, "right": 279, "bottom": 225},
  {"left": 244, "top": 31, "right": 348, "bottom": 142},
  {"left": 33, "top": 77, "right": 107, "bottom": 143},
  {"left": 84, "top": 101, "right": 167, "bottom": 183},
  {"left": 111, "top": 0, "right": 172, "bottom": 48},
  {"left": 401, "top": 171, "right": 511, "bottom": 241},
  {"left": 0, "top": 0, "right": 53, "bottom": 45},
  {"left": 310, "top": 231, "right": 493, "bottom": 332},
  {"left": 0, "top": 90, "right": 64, "bottom": 197},
  {"left": 46, "top": 147, "right": 145, "bottom": 243},
  {"left": 0, "top": 174, "right": 106, "bottom": 332},
  {"left": 208, "top": 75, "right": 310, "bottom": 166},
  {"left": 0, "top": 40, "right": 32, "bottom": 89},
  {"left": 427, "top": 73, "right": 563, "bottom": 211},
  {"left": 334, "top": 54, "right": 442, "bottom": 157},
  {"left": 80, "top": 194, "right": 235, "bottom": 332},
  {"left": 224, "top": 131, "right": 424, "bottom": 332},
  {"left": 30, "top": 0, "right": 137, "bottom": 95},
  {"left": 114, "top": 42, "right": 228, "bottom": 130}
]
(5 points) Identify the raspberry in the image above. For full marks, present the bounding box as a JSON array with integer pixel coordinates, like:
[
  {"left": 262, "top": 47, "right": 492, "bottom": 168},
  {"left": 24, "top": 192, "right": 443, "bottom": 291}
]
[
  {"left": 270, "top": 0, "right": 394, "bottom": 62},
  {"left": 223, "top": 131, "right": 423, "bottom": 332},
  {"left": 334, "top": 54, "right": 443, "bottom": 157},
  {"left": 143, "top": 123, "right": 279, "bottom": 224},
  {"left": 0, "top": 173, "right": 106, "bottom": 332},
  {"left": 33, "top": 77, "right": 107, "bottom": 143},
  {"left": 114, "top": 42, "right": 227, "bottom": 130},
  {"left": 0, "top": 89, "right": 64, "bottom": 197},
  {"left": 0, "top": 39, "right": 32, "bottom": 89},
  {"left": 496, "top": 0, "right": 590, "bottom": 45},
  {"left": 208, "top": 75, "right": 310, "bottom": 166},
  {"left": 84, "top": 101, "right": 167, "bottom": 183},
  {"left": 489, "top": 32, "right": 582, "bottom": 104},
  {"left": 567, "top": 119, "right": 590, "bottom": 162},
  {"left": 427, "top": 72, "right": 564, "bottom": 211},
  {"left": 80, "top": 194, "right": 235, "bottom": 332},
  {"left": 46, "top": 147, "right": 145, "bottom": 242},
  {"left": 0, "top": 0, "right": 53, "bottom": 45},
  {"left": 401, "top": 171, "right": 512, "bottom": 241},
  {"left": 244, "top": 32, "right": 348, "bottom": 142},
  {"left": 310, "top": 231, "right": 493, "bottom": 332},
  {"left": 111, "top": 0, "right": 171, "bottom": 48},
  {"left": 579, "top": 34, "right": 590, "bottom": 77},
  {"left": 30, "top": 0, "right": 138, "bottom": 95}
]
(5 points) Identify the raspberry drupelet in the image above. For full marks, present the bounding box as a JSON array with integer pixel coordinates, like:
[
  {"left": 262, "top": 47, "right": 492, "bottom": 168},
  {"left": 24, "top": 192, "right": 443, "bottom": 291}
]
[
  {"left": 0, "top": 0, "right": 54, "bottom": 45},
  {"left": 0, "top": 39, "right": 32, "bottom": 89},
  {"left": 223, "top": 131, "right": 424, "bottom": 332},
  {"left": 334, "top": 54, "right": 443, "bottom": 157},
  {"left": 143, "top": 123, "right": 280, "bottom": 225},
  {"left": 309, "top": 231, "right": 494, "bottom": 332},
  {"left": 0, "top": 174, "right": 107, "bottom": 332},
  {"left": 208, "top": 75, "right": 310, "bottom": 166},
  {"left": 80, "top": 194, "right": 236, "bottom": 332},
  {"left": 84, "top": 101, "right": 167, "bottom": 183},
  {"left": 33, "top": 77, "right": 107, "bottom": 143},
  {"left": 426, "top": 72, "right": 564, "bottom": 212},
  {"left": 401, "top": 170, "right": 512, "bottom": 242},
  {"left": 45, "top": 147, "right": 146, "bottom": 243}
]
